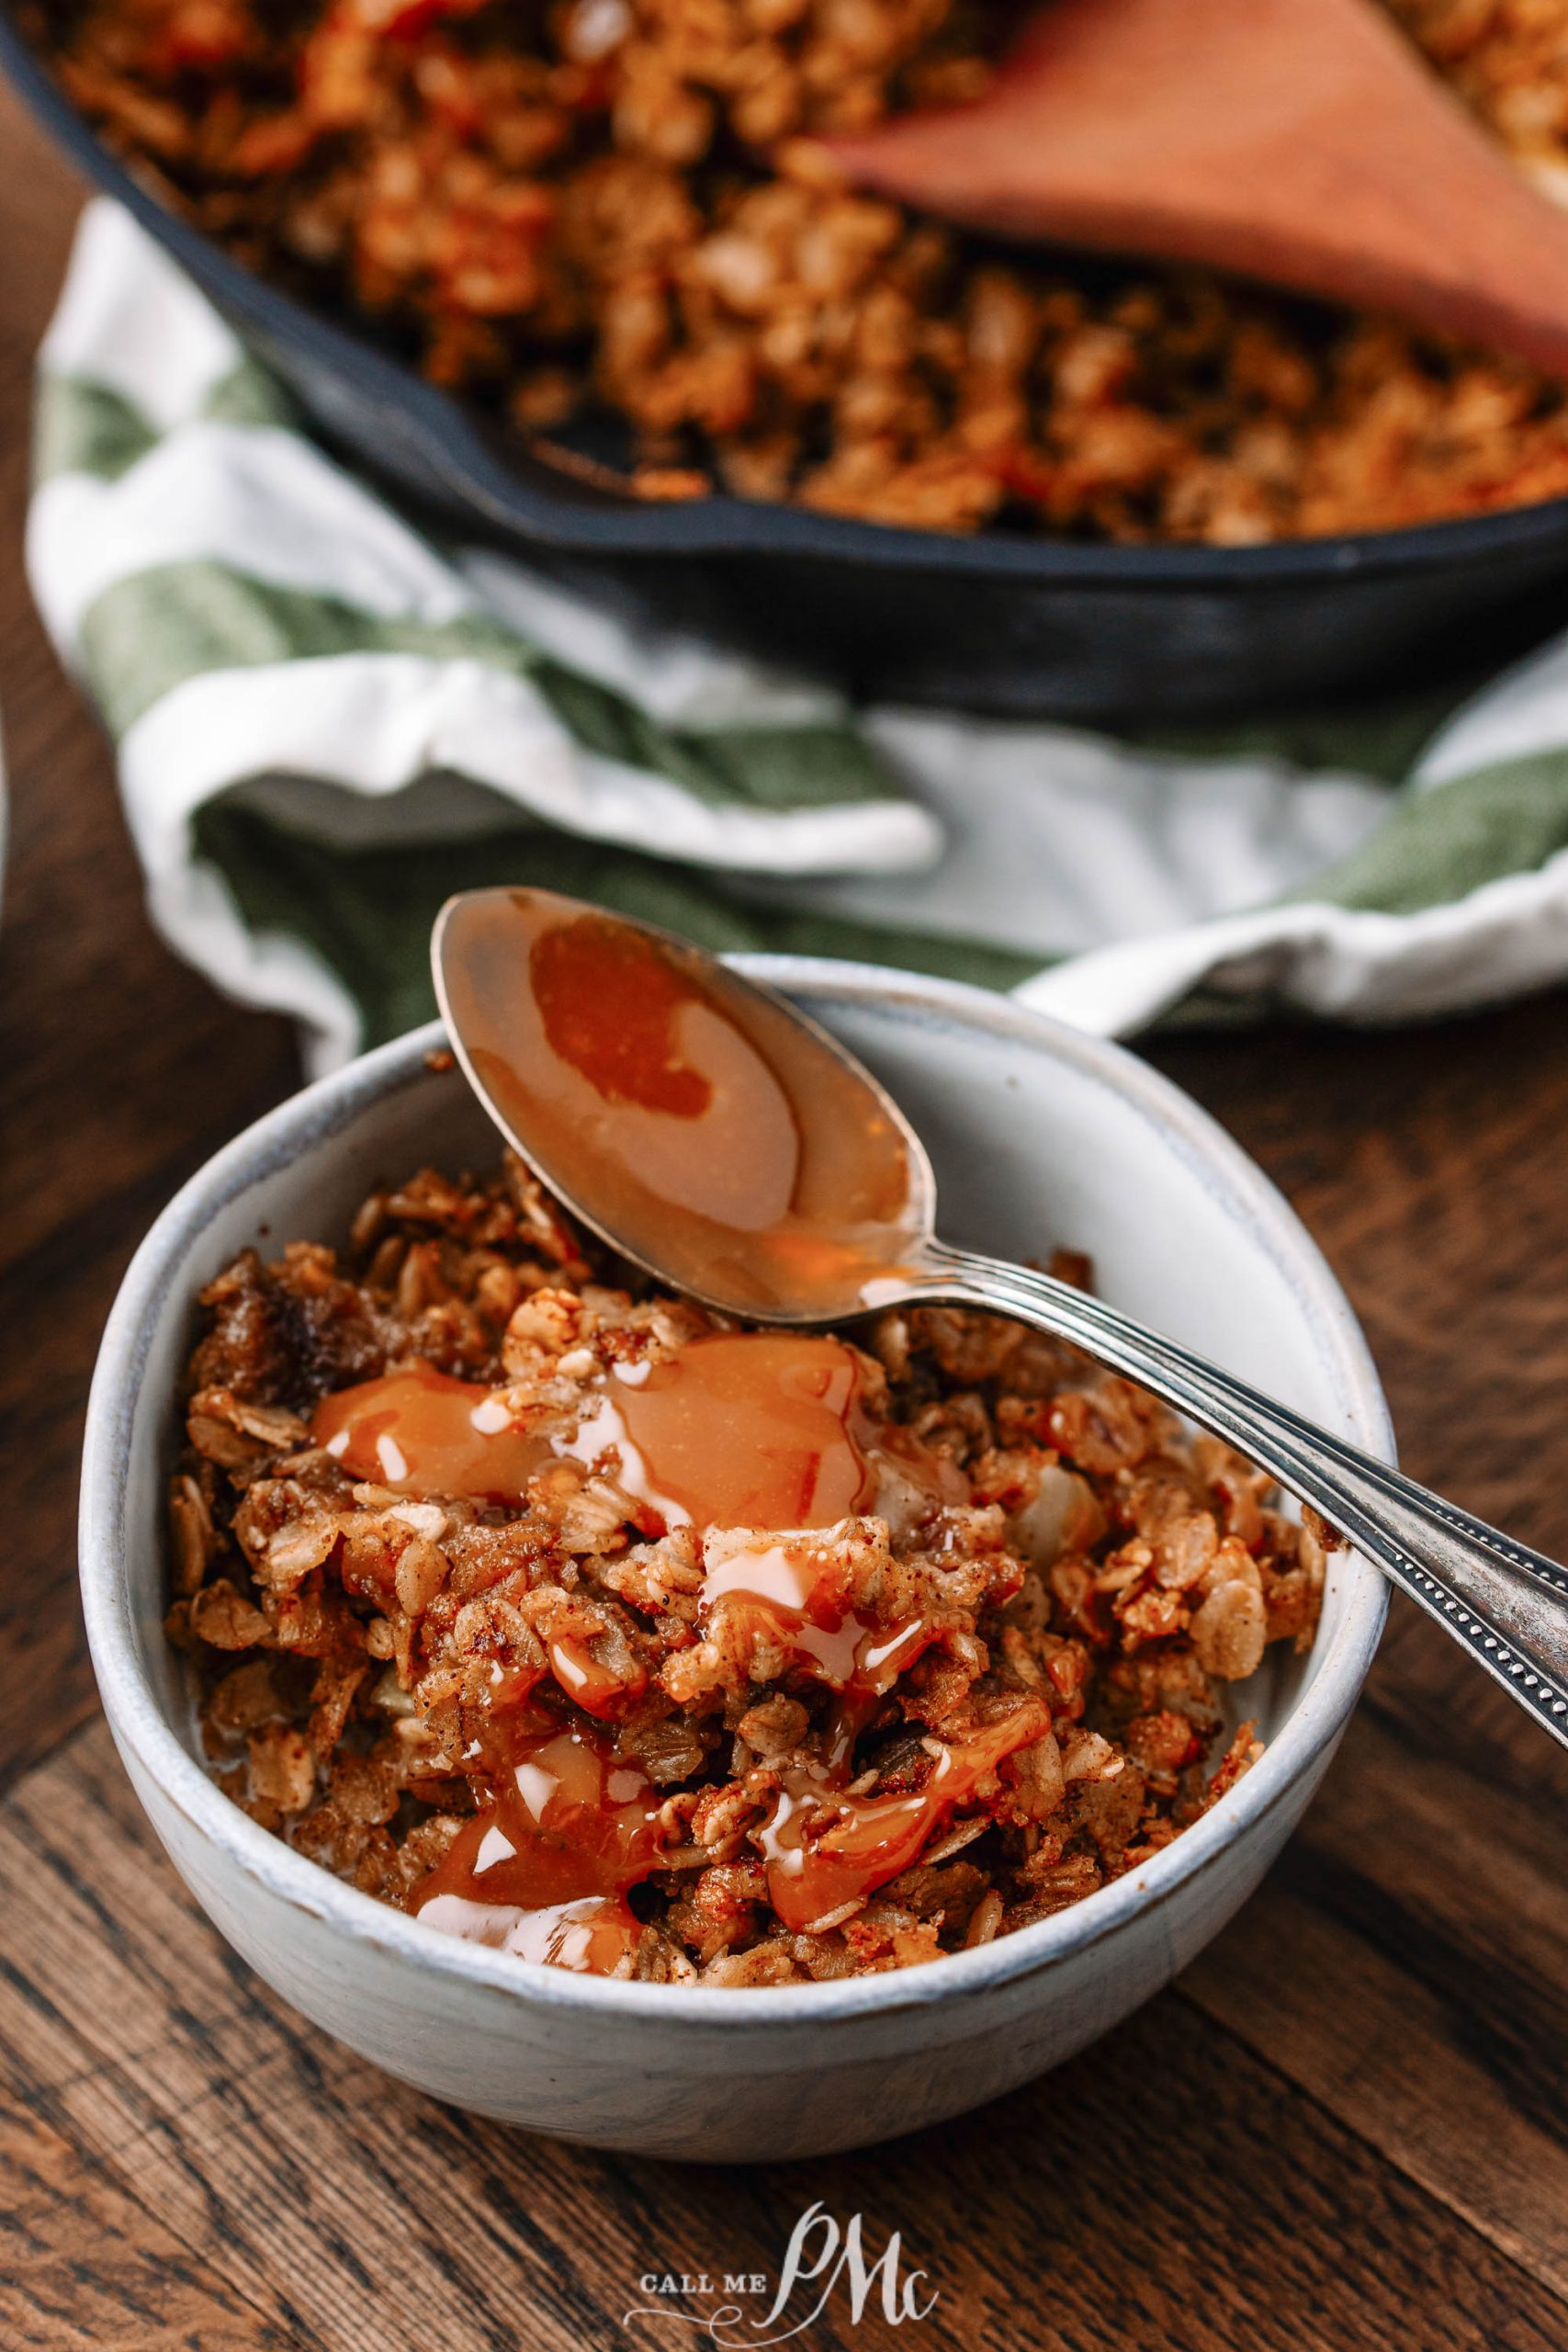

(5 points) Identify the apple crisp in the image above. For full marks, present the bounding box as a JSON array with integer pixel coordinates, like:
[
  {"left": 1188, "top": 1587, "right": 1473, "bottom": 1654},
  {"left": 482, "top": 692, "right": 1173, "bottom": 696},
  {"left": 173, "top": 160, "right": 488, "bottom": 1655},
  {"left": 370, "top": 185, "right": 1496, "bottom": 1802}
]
[
  {"left": 166, "top": 1153, "right": 1325, "bottom": 1984},
  {"left": 26, "top": 0, "right": 1568, "bottom": 540}
]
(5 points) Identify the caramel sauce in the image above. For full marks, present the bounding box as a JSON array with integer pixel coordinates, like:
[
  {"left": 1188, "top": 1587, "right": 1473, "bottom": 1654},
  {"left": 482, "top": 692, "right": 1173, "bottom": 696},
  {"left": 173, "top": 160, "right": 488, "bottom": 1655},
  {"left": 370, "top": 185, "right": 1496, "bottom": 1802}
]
[
  {"left": 702, "top": 1537, "right": 932, "bottom": 1699},
  {"left": 412, "top": 1721, "right": 660, "bottom": 1975},
  {"left": 437, "top": 888, "right": 923, "bottom": 1315},
  {"left": 546, "top": 1633, "right": 646, "bottom": 1720},
  {"left": 563, "top": 1331, "right": 879, "bottom": 1531},
  {"left": 310, "top": 1331, "right": 885, "bottom": 1530},
  {"left": 760, "top": 1706, "right": 1049, "bottom": 1932},
  {"left": 531, "top": 912, "right": 716, "bottom": 1120},
  {"left": 314, "top": 1363, "right": 547, "bottom": 1504}
]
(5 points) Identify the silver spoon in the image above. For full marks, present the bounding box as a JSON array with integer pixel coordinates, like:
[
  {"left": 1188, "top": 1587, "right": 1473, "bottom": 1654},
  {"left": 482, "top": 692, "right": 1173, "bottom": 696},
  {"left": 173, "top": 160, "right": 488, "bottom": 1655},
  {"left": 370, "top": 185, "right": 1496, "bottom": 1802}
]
[{"left": 434, "top": 885, "right": 1568, "bottom": 1755}]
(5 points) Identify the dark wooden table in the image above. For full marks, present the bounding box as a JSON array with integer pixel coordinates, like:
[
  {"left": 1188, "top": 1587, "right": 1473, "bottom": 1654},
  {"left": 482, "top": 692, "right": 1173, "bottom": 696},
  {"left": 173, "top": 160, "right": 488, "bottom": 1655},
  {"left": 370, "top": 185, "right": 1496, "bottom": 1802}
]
[{"left": 4, "top": 77, "right": 1568, "bottom": 2352}]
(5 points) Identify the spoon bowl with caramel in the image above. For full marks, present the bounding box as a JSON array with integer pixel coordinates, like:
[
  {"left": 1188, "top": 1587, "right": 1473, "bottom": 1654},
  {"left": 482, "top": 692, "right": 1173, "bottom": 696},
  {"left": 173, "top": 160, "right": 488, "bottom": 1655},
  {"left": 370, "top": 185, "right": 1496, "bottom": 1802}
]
[{"left": 436, "top": 887, "right": 1568, "bottom": 1758}]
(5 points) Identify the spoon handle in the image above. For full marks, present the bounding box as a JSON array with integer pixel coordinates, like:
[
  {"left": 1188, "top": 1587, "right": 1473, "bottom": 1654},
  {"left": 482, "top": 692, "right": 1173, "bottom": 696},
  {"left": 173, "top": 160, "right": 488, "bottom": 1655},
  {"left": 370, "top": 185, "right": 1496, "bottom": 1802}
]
[{"left": 920, "top": 1243, "right": 1568, "bottom": 1753}]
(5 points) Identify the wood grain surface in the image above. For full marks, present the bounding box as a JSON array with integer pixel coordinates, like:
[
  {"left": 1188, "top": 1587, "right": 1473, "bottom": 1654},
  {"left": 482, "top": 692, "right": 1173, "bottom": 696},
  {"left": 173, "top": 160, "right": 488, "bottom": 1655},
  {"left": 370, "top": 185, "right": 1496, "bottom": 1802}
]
[{"left": 3, "top": 68, "right": 1568, "bottom": 2352}]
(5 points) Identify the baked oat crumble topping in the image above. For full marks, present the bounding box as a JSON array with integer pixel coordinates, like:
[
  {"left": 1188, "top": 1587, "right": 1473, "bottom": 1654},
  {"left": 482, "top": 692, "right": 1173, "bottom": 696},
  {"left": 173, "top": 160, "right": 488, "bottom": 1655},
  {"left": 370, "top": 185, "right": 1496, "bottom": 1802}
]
[
  {"left": 168, "top": 1154, "right": 1325, "bottom": 1984},
  {"left": 28, "top": 0, "right": 1568, "bottom": 541}
]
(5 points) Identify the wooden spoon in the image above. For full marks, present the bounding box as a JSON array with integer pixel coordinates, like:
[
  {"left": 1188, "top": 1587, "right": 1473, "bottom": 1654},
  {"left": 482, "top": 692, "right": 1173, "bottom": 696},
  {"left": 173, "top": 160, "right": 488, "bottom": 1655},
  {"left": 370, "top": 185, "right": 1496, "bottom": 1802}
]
[{"left": 821, "top": 0, "right": 1568, "bottom": 376}]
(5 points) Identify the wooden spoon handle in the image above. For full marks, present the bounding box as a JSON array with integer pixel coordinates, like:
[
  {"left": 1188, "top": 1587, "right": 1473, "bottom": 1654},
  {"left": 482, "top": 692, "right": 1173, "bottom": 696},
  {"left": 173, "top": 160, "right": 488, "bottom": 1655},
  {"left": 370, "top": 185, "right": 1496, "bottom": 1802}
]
[{"left": 827, "top": 0, "right": 1568, "bottom": 379}]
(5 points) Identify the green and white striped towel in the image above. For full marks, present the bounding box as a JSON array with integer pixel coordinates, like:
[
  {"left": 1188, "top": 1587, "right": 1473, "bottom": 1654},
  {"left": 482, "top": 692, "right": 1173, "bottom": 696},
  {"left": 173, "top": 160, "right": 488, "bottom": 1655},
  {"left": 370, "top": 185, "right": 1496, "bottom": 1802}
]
[{"left": 28, "top": 200, "right": 1568, "bottom": 1071}]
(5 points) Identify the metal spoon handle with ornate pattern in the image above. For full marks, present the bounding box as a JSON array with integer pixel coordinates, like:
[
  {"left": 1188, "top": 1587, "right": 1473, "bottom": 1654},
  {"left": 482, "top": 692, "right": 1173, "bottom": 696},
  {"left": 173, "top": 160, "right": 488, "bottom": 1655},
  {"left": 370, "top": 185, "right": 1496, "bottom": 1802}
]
[{"left": 915, "top": 1242, "right": 1568, "bottom": 1751}]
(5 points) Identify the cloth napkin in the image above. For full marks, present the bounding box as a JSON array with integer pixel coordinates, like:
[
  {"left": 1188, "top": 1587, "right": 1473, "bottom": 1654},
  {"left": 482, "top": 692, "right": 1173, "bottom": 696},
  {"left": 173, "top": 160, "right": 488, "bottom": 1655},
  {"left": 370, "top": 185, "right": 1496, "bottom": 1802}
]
[{"left": 29, "top": 201, "right": 1568, "bottom": 1073}]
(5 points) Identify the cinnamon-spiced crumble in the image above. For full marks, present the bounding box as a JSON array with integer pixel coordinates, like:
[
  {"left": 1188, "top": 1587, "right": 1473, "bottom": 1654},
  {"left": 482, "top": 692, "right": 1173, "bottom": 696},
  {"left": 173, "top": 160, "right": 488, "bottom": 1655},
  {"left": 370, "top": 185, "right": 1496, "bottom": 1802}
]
[
  {"left": 28, "top": 0, "right": 1568, "bottom": 542},
  {"left": 168, "top": 1154, "right": 1324, "bottom": 1984}
]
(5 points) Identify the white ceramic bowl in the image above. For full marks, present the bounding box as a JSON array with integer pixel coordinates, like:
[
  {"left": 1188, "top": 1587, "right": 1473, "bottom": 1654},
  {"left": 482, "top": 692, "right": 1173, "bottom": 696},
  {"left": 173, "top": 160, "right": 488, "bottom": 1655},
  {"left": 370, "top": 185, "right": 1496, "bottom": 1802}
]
[{"left": 81, "top": 966, "right": 1389, "bottom": 2162}]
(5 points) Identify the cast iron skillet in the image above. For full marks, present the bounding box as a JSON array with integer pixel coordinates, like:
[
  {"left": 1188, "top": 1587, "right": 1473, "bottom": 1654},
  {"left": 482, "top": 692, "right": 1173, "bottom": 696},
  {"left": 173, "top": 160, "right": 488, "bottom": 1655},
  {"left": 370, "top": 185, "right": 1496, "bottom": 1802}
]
[{"left": 12, "top": 8, "right": 1568, "bottom": 720}]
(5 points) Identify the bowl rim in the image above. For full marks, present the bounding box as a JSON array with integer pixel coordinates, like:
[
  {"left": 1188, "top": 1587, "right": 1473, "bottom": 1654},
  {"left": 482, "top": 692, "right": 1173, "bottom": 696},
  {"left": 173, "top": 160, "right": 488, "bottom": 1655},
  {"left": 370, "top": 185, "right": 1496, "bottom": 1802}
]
[
  {"left": 80, "top": 962, "right": 1391, "bottom": 2031},
  {"left": 10, "top": 5, "right": 1568, "bottom": 584}
]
